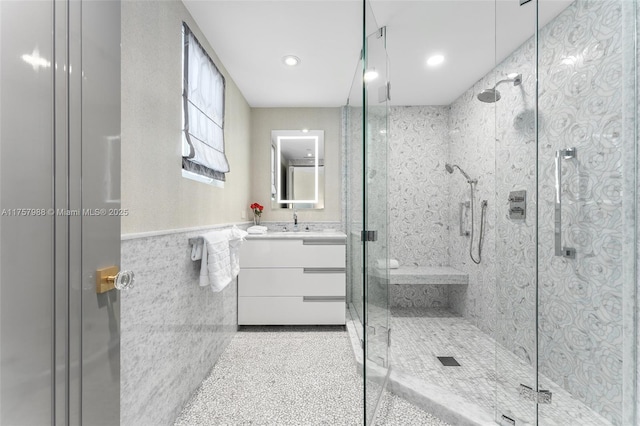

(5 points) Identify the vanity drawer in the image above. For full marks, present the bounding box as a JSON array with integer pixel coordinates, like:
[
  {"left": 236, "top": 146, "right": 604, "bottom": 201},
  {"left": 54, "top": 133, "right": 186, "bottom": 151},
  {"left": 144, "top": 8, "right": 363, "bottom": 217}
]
[
  {"left": 239, "top": 239, "right": 345, "bottom": 268},
  {"left": 238, "top": 296, "right": 345, "bottom": 325},
  {"left": 239, "top": 268, "right": 345, "bottom": 297}
]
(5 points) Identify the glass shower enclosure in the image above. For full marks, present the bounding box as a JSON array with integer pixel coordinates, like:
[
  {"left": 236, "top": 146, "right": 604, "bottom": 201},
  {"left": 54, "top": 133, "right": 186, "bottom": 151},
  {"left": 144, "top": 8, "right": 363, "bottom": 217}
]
[
  {"left": 347, "top": 0, "right": 637, "bottom": 425},
  {"left": 345, "top": 0, "right": 390, "bottom": 424}
]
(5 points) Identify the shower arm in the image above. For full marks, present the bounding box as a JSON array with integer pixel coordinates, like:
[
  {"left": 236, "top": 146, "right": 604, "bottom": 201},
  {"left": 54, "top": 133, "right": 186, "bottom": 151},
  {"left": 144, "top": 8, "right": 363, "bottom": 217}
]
[{"left": 492, "top": 75, "right": 522, "bottom": 89}]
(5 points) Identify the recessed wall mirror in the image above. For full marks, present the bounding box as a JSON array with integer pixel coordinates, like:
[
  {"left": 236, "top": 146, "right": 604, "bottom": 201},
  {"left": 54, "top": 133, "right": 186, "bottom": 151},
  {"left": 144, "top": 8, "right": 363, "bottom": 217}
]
[{"left": 271, "top": 130, "right": 324, "bottom": 210}]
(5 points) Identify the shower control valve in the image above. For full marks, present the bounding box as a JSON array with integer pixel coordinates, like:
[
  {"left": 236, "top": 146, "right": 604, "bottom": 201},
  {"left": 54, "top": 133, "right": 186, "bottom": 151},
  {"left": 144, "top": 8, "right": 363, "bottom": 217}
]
[{"left": 508, "top": 190, "right": 526, "bottom": 220}]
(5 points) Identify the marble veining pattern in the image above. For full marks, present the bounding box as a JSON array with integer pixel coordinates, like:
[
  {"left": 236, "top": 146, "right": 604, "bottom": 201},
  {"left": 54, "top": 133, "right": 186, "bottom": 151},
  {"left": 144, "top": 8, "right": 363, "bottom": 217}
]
[
  {"left": 386, "top": 308, "right": 611, "bottom": 426},
  {"left": 388, "top": 106, "right": 451, "bottom": 268},
  {"left": 390, "top": 285, "right": 450, "bottom": 309},
  {"left": 349, "top": 1, "right": 635, "bottom": 422},
  {"left": 120, "top": 227, "right": 239, "bottom": 426},
  {"left": 258, "top": 220, "right": 343, "bottom": 233},
  {"left": 444, "top": 1, "right": 631, "bottom": 423},
  {"left": 388, "top": 266, "right": 468, "bottom": 285}
]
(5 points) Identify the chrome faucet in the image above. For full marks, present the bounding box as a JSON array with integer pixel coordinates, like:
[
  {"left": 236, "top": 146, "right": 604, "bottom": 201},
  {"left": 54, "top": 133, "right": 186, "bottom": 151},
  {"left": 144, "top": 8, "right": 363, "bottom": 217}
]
[{"left": 293, "top": 208, "right": 299, "bottom": 232}]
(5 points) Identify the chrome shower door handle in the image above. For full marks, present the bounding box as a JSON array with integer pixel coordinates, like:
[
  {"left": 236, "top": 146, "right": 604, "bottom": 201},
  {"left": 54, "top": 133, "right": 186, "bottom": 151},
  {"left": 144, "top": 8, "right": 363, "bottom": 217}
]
[{"left": 554, "top": 148, "right": 576, "bottom": 259}]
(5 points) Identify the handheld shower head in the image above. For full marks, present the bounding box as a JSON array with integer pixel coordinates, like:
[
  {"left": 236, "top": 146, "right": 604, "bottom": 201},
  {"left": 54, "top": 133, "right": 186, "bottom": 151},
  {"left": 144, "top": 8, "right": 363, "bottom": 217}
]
[{"left": 445, "top": 163, "right": 474, "bottom": 182}]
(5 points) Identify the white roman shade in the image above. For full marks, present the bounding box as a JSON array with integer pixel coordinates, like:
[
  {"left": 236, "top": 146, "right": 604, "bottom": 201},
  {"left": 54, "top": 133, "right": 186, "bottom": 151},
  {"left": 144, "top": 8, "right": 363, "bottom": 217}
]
[{"left": 182, "top": 23, "right": 229, "bottom": 181}]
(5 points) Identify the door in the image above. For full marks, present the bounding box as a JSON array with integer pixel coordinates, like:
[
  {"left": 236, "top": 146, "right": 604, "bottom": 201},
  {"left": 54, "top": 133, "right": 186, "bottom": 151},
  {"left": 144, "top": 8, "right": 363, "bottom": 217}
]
[
  {"left": 0, "top": 1, "right": 121, "bottom": 424},
  {"left": 363, "top": 3, "right": 390, "bottom": 424}
]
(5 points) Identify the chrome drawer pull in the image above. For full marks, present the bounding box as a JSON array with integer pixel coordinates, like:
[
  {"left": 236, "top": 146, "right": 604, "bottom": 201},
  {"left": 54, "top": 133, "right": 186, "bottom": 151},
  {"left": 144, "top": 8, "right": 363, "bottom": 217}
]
[
  {"left": 302, "top": 296, "right": 346, "bottom": 302},
  {"left": 303, "top": 267, "right": 346, "bottom": 274},
  {"left": 302, "top": 239, "right": 345, "bottom": 246}
]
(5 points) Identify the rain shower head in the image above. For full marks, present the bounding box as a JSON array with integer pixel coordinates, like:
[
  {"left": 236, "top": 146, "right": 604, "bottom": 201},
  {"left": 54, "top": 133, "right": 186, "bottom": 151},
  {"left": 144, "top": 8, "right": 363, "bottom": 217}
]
[
  {"left": 477, "top": 88, "right": 501, "bottom": 103},
  {"left": 445, "top": 163, "right": 474, "bottom": 182},
  {"left": 477, "top": 73, "right": 522, "bottom": 103}
]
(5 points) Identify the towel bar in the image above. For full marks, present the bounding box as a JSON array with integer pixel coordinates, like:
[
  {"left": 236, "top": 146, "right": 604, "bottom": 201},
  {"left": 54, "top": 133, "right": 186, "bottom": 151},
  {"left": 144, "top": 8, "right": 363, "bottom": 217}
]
[{"left": 188, "top": 237, "right": 203, "bottom": 245}]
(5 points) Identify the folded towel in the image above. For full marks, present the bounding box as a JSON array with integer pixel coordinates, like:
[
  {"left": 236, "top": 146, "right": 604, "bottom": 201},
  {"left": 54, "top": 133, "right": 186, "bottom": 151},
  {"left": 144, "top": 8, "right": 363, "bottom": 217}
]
[
  {"left": 376, "top": 259, "right": 400, "bottom": 269},
  {"left": 199, "top": 226, "right": 249, "bottom": 292},
  {"left": 228, "top": 226, "right": 248, "bottom": 280},
  {"left": 199, "top": 230, "right": 231, "bottom": 289},
  {"left": 247, "top": 225, "right": 268, "bottom": 234}
]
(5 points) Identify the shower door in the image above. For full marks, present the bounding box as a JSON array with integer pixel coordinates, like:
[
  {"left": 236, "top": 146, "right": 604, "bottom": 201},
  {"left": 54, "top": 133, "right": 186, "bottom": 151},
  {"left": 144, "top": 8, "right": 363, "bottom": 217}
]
[
  {"left": 494, "top": 0, "right": 637, "bottom": 424},
  {"left": 535, "top": 0, "right": 637, "bottom": 425},
  {"left": 363, "top": 1, "right": 390, "bottom": 424}
]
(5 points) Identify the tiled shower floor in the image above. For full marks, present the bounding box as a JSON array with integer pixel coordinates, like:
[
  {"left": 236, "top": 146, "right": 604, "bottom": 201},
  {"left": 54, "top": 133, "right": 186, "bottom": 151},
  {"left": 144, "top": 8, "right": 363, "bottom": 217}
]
[
  {"left": 174, "top": 325, "right": 450, "bottom": 425},
  {"left": 386, "top": 307, "right": 612, "bottom": 426}
]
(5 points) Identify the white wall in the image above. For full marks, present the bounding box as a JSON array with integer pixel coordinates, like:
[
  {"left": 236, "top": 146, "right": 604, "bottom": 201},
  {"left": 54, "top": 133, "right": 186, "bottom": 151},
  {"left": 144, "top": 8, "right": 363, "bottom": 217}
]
[{"left": 121, "top": 0, "right": 251, "bottom": 235}]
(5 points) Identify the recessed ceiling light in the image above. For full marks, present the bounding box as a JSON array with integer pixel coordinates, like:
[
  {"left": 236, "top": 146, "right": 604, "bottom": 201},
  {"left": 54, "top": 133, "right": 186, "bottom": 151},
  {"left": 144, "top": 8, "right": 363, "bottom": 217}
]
[
  {"left": 427, "top": 54, "right": 445, "bottom": 67},
  {"left": 364, "top": 69, "right": 379, "bottom": 82},
  {"left": 282, "top": 55, "right": 301, "bottom": 66},
  {"left": 302, "top": 128, "right": 309, "bottom": 133}
]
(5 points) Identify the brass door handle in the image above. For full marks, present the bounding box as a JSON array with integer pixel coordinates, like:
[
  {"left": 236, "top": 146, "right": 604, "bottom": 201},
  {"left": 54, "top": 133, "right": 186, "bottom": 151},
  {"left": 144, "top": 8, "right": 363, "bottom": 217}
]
[{"left": 96, "top": 266, "right": 135, "bottom": 293}]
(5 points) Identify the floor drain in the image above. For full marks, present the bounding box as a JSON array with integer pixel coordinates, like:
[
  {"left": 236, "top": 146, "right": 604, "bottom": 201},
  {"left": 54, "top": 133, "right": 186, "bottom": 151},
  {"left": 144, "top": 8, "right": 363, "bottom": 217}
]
[{"left": 437, "top": 356, "right": 460, "bottom": 366}]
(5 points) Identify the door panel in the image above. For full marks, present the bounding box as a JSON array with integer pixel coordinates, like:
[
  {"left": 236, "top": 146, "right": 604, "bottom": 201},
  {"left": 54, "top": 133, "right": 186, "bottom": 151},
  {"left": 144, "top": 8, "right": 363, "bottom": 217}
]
[
  {"left": 0, "top": 1, "right": 55, "bottom": 424},
  {"left": 0, "top": 1, "right": 121, "bottom": 424},
  {"left": 363, "top": 4, "right": 390, "bottom": 424},
  {"left": 80, "top": 1, "right": 121, "bottom": 424}
]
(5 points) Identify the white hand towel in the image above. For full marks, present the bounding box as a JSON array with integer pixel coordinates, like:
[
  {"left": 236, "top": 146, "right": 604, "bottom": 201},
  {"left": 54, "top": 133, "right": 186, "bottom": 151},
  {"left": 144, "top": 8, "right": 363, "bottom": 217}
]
[
  {"left": 199, "top": 230, "right": 232, "bottom": 290},
  {"left": 247, "top": 225, "right": 268, "bottom": 234},
  {"left": 199, "top": 226, "right": 249, "bottom": 292},
  {"left": 228, "top": 226, "right": 248, "bottom": 280}
]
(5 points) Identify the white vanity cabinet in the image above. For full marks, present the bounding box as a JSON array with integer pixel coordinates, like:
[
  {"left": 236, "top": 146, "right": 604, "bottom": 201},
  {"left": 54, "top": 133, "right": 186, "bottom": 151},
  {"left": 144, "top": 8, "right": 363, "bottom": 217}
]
[{"left": 237, "top": 233, "right": 346, "bottom": 325}]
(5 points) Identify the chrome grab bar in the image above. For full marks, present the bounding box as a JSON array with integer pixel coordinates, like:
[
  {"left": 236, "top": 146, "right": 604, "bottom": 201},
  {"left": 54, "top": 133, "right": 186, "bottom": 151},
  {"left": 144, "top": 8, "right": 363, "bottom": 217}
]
[{"left": 555, "top": 148, "right": 576, "bottom": 259}]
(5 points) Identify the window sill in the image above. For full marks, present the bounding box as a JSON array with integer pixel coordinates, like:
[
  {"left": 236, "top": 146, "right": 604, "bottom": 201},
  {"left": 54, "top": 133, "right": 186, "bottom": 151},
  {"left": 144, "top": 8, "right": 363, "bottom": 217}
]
[{"left": 182, "top": 169, "right": 224, "bottom": 188}]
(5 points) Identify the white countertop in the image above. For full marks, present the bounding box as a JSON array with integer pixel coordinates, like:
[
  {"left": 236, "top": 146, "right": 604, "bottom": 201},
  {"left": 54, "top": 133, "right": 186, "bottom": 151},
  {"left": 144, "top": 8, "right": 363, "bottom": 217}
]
[{"left": 246, "top": 231, "right": 347, "bottom": 240}]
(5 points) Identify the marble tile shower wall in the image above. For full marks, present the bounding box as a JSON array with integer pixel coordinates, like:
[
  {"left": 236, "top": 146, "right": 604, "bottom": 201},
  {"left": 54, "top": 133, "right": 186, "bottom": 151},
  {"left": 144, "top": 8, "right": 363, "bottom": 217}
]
[
  {"left": 536, "top": 2, "right": 630, "bottom": 423},
  {"left": 448, "top": 1, "right": 628, "bottom": 424},
  {"left": 120, "top": 228, "right": 238, "bottom": 426},
  {"left": 388, "top": 106, "right": 451, "bottom": 267}
]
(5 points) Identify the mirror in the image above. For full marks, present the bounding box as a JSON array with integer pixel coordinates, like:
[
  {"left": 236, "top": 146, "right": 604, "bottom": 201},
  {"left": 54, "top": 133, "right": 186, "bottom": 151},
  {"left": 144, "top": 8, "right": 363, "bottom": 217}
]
[{"left": 271, "top": 130, "right": 324, "bottom": 209}]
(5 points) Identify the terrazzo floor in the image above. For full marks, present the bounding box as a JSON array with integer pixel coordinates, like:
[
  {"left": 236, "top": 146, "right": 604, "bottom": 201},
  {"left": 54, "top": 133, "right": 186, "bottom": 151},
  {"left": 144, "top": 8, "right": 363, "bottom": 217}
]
[
  {"left": 174, "top": 325, "right": 450, "bottom": 426},
  {"left": 387, "top": 307, "right": 612, "bottom": 426}
]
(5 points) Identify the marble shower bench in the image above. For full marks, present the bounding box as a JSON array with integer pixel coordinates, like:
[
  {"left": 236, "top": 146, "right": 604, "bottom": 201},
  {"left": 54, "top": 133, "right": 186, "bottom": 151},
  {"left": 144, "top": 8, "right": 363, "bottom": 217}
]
[{"left": 388, "top": 266, "right": 468, "bottom": 309}]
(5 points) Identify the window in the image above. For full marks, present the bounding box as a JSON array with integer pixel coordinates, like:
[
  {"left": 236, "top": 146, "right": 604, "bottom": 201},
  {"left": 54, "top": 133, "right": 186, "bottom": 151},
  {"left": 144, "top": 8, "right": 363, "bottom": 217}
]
[{"left": 182, "top": 23, "right": 229, "bottom": 185}]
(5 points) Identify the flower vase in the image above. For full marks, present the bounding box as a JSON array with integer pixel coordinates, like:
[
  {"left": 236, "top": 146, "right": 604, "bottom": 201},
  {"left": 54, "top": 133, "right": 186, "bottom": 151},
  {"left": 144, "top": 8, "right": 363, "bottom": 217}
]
[{"left": 253, "top": 215, "right": 261, "bottom": 226}]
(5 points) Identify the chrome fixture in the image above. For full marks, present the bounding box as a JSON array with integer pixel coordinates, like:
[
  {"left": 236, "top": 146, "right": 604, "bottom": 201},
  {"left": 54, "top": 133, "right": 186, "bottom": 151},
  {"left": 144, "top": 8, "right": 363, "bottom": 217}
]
[
  {"left": 554, "top": 148, "right": 577, "bottom": 259},
  {"left": 446, "top": 164, "right": 487, "bottom": 264},
  {"left": 445, "top": 163, "right": 475, "bottom": 183},
  {"left": 293, "top": 208, "right": 299, "bottom": 232},
  {"left": 477, "top": 73, "right": 522, "bottom": 103},
  {"left": 508, "top": 190, "right": 526, "bottom": 219}
]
